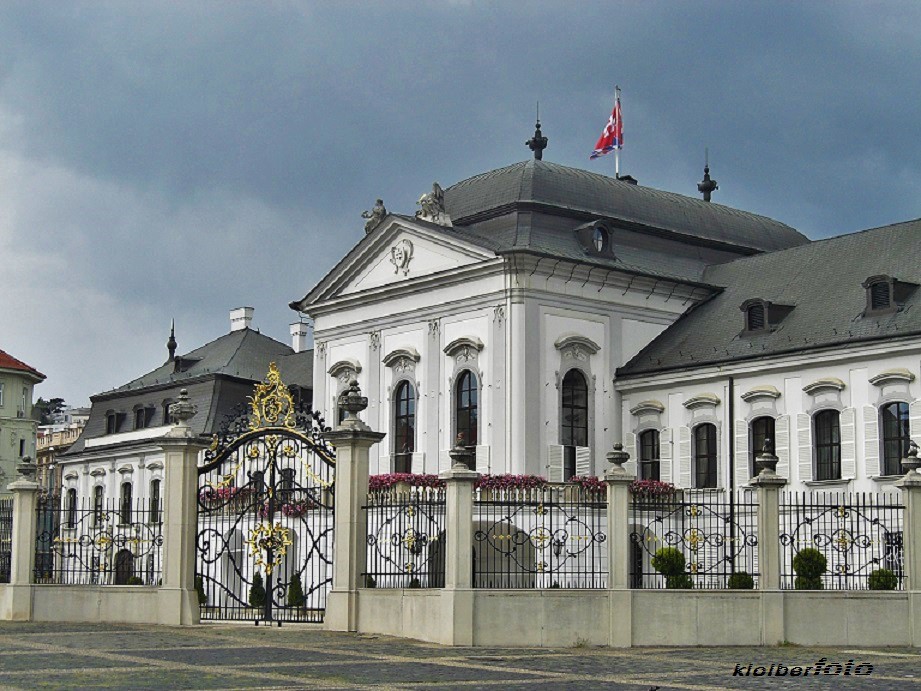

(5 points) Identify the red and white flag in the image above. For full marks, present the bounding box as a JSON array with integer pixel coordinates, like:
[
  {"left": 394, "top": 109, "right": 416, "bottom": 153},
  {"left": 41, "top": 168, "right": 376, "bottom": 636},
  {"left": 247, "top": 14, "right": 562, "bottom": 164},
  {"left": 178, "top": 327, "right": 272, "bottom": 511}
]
[{"left": 590, "top": 93, "right": 623, "bottom": 159}]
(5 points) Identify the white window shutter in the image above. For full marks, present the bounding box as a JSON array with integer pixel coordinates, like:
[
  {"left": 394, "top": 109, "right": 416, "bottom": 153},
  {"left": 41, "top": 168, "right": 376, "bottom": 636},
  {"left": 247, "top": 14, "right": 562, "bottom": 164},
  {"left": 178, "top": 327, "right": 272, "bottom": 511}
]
[
  {"left": 575, "top": 446, "right": 592, "bottom": 476},
  {"left": 734, "top": 419, "right": 749, "bottom": 487},
  {"left": 625, "top": 432, "right": 637, "bottom": 477},
  {"left": 863, "top": 405, "right": 880, "bottom": 478},
  {"left": 411, "top": 452, "right": 425, "bottom": 474},
  {"left": 659, "top": 428, "right": 673, "bottom": 483},
  {"left": 547, "top": 445, "right": 564, "bottom": 482},
  {"left": 911, "top": 400, "right": 921, "bottom": 440},
  {"left": 678, "top": 426, "right": 692, "bottom": 488},
  {"left": 775, "top": 415, "right": 791, "bottom": 479},
  {"left": 797, "top": 413, "right": 812, "bottom": 483},
  {"left": 475, "top": 445, "right": 490, "bottom": 473},
  {"left": 841, "top": 407, "right": 857, "bottom": 479}
]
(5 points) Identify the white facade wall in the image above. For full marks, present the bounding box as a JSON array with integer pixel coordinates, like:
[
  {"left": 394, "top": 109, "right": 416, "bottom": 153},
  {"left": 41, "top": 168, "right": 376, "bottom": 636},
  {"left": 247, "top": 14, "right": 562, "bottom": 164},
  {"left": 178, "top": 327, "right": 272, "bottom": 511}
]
[{"left": 618, "top": 344, "right": 921, "bottom": 492}]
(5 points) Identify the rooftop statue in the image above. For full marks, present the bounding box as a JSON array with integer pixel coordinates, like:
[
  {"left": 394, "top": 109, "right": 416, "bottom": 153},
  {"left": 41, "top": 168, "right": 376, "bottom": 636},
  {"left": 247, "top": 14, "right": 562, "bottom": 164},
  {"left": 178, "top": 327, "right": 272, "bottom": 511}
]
[
  {"left": 415, "top": 182, "right": 451, "bottom": 226},
  {"left": 361, "top": 198, "right": 387, "bottom": 234}
]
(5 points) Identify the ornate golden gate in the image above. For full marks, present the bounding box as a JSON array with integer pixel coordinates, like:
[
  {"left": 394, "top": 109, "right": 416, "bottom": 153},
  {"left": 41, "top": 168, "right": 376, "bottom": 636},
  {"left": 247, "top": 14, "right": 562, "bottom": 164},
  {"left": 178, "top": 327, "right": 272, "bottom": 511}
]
[{"left": 196, "top": 364, "right": 335, "bottom": 623}]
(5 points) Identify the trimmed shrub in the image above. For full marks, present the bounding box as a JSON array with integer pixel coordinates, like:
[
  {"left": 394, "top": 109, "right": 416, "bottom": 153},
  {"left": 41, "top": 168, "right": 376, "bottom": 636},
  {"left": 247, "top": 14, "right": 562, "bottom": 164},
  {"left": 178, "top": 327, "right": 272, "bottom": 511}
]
[
  {"left": 792, "top": 548, "right": 826, "bottom": 590},
  {"left": 249, "top": 572, "right": 266, "bottom": 608},
  {"left": 651, "top": 547, "right": 692, "bottom": 589},
  {"left": 287, "top": 573, "right": 305, "bottom": 608},
  {"left": 408, "top": 577, "right": 421, "bottom": 589},
  {"left": 728, "top": 571, "right": 755, "bottom": 590},
  {"left": 125, "top": 576, "right": 144, "bottom": 586},
  {"left": 868, "top": 568, "right": 898, "bottom": 591},
  {"left": 364, "top": 575, "right": 377, "bottom": 588},
  {"left": 195, "top": 575, "right": 207, "bottom": 605}
]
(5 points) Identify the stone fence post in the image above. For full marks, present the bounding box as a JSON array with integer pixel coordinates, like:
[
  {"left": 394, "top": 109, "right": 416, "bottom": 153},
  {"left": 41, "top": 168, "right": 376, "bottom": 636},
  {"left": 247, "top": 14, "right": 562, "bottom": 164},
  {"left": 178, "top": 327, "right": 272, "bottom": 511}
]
[
  {"left": 896, "top": 446, "right": 921, "bottom": 646},
  {"left": 438, "top": 446, "right": 478, "bottom": 645},
  {"left": 605, "top": 444, "right": 634, "bottom": 647},
  {"left": 750, "top": 448, "right": 787, "bottom": 644},
  {"left": 6, "top": 459, "right": 41, "bottom": 620},
  {"left": 158, "top": 389, "right": 209, "bottom": 626},
  {"left": 324, "top": 381, "right": 384, "bottom": 633}
]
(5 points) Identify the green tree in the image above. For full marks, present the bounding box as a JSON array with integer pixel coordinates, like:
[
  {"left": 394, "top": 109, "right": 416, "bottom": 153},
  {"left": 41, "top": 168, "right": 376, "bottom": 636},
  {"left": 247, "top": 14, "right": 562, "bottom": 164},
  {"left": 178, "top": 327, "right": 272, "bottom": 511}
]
[
  {"left": 249, "top": 572, "right": 266, "bottom": 608},
  {"left": 34, "top": 397, "right": 66, "bottom": 425},
  {"left": 287, "top": 573, "right": 305, "bottom": 608}
]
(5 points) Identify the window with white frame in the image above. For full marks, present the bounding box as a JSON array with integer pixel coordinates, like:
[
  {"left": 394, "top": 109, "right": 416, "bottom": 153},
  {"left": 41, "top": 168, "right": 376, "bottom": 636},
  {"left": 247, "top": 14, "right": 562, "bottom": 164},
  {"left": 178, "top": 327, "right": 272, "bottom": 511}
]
[
  {"left": 880, "top": 402, "right": 910, "bottom": 476},
  {"left": 813, "top": 409, "right": 841, "bottom": 481},
  {"left": 639, "top": 429, "right": 660, "bottom": 481},
  {"left": 693, "top": 423, "right": 717, "bottom": 488},
  {"left": 393, "top": 380, "right": 415, "bottom": 473}
]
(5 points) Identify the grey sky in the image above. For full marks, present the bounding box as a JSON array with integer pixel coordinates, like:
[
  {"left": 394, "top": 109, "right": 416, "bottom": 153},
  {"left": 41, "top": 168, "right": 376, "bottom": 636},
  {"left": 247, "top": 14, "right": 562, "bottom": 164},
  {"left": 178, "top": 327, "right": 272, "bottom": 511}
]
[{"left": 1, "top": 2, "right": 919, "bottom": 405}]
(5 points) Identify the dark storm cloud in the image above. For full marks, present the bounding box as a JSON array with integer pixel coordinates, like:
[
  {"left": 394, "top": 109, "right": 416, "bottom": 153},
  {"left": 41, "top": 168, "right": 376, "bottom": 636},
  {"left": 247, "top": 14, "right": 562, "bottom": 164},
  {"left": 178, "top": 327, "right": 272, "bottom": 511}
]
[{"left": 1, "top": 1, "right": 919, "bottom": 403}]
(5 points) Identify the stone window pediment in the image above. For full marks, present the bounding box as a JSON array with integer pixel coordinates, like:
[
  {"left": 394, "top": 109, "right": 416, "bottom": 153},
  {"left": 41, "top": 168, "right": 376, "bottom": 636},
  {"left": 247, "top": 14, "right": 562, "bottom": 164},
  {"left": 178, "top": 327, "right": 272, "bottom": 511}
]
[
  {"left": 328, "top": 358, "right": 362, "bottom": 379},
  {"left": 629, "top": 400, "right": 665, "bottom": 416},
  {"left": 740, "top": 385, "right": 782, "bottom": 403},
  {"left": 383, "top": 347, "right": 421, "bottom": 370},
  {"left": 803, "top": 378, "right": 846, "bottom": 396},
  {"left": 444, "top": 337, "right": 483, "bottom": 361},
  {"left": 869, "top": 368, "right": 915, "bottom": 387},
  {"left": 554, "top": 334, "right": 601, "bottom": 363},
  {"left": 683, "top": 393, "right": 721, "bottom": 410}
]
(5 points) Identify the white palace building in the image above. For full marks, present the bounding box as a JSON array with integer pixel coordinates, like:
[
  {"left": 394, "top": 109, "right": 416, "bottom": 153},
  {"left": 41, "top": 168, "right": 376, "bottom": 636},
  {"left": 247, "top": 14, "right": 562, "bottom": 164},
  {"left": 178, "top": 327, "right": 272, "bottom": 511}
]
[{"left": 292, "top": 153, "right": 920, "bottom": 494}]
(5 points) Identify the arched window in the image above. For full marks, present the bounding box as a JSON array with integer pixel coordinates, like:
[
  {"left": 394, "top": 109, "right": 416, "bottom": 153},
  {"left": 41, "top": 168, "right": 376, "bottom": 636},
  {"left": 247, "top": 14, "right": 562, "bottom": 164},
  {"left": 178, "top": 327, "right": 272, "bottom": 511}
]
[
  {"left": 455, "top": 370, "right": 478, "bottom": 447},
  {"left": 639, "top": 429, "right": 660, "bottom": 481},
  {"left": 749, "top": 416, "right": 775, "bottom": 476},
  {"left": 393, "top": 381, "right": 415, "bottom": 473},
  {"left": 66, "top": 488, "right": 78, "bottom": 528},
  {"left": 693, "top": 423, "right": 717, "bottom": 488},
  {"left": 148, "top": 479, "right": 161, "bottom": 524},
  {"left": 881, "top": 402, "right": 910, "bottom": 476},
  {"left": 561, "top": 370, "right": 588, "bottom": 447},
  {"left": 814, "top": 409, "right": 841, "bottom": 481},
  {"left": 93, "top": 485, "right": 105, "bottom": 526},
  {"left": 119, "top": 482, "right": 133, "bottom": 525}
]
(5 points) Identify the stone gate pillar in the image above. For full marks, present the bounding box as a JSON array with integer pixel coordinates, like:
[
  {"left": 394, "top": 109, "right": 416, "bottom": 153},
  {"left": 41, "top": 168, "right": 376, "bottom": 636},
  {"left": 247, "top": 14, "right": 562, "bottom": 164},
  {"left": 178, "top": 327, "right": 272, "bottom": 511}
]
[
  {"left": 750, "top": 448, "right": 787, "bottom": 644},
  {"left": 158, "top": 389, "right": 209, "bottom": 626},
  {"left": 605, "top": 443, "right": 634, "bottom": 647},
  {"left": 439, "top": 447, "right": 478, "bottom": 645},
  {"left": 5, "top": 459, "right": 41, "bottom": 620},
  {"left": 896, "top": 446, "right": 921, "bottom": 646},
  {"left": 324, "top": 381, "right": 384, "bottom": 632}
]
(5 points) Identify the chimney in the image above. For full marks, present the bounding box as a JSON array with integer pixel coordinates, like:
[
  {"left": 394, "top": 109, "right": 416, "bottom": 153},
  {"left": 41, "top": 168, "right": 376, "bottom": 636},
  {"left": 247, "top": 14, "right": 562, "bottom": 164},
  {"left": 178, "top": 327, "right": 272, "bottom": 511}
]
[
  {"left": 290, "top": 322, "right": 309, "bottom": 353},
  {"left": 229, "top": 307, "right": 254, "bottom": 332}
]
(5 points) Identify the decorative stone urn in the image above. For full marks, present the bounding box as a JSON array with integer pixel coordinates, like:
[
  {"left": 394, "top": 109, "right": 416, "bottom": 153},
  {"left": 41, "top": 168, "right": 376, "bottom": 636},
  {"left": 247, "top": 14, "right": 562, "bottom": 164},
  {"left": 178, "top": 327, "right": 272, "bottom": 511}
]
[
  {"left": 902, "top": 443, "right": 921, "bottom": 475},
  {"left": 605, "top": 443, "right": 629, "bottom": 474}
]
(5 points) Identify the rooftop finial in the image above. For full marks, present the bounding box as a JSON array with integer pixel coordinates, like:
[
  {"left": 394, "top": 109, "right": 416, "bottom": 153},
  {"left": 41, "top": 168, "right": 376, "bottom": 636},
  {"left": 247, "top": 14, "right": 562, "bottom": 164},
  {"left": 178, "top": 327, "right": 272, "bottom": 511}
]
[
  {"left": 166, "top": 319, "right": 177, "bottom": 362},
  {"left": 526, "top": 101, "right": 548, "bottom": 160},
  {"left": 697, "top": 148, "right": 718, "bottom": 202}
]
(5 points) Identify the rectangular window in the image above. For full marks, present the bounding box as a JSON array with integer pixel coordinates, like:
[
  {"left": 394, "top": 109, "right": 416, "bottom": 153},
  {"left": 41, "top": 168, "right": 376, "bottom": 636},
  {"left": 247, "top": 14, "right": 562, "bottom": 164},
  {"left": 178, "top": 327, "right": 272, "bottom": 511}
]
[
  {"left": 18, "top": 439, "right": 25, "bottom": 457},
  {"left": 814, "top": 410, "right": 841, "bottom": 481},
  {"left": 881, "top": 402, "right": 910, "bottom": 476},
  {"left": 120, "top": 483, "right": 133, "bottom": 525},
  {"left": 693, "top": 424, "right": 717, "bottom": 488},
  {"left": 639, "top": 430, "right": 660, "bottom": 481},
  {"left": 0, "top": 382, "right": 4, "bottom": 406}
]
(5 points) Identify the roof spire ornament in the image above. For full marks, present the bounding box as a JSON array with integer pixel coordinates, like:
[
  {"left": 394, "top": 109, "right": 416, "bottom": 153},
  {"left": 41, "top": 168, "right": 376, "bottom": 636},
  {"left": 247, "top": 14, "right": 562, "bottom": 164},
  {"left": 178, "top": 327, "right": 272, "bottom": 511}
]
[
  {"left": 166, "top": 319, "right": 177, "bottom": 362},
  {"left": 526, "top": 102, "right": 548, "bottom": 160},
  {"left": 697, "top": 148, "right": 718, "bottom": 202}
]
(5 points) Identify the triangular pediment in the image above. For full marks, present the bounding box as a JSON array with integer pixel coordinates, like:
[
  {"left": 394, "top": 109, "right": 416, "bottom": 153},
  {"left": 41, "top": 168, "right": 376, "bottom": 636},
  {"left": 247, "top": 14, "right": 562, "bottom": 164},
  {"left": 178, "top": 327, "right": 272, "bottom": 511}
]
[{"left": 297, "top": 217, "right": 497, "bottom": 306}]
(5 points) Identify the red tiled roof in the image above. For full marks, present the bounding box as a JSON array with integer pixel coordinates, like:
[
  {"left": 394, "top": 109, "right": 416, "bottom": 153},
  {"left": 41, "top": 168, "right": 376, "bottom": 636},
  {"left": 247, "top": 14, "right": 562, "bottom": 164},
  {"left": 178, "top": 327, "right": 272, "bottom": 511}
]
[{"left": 0, "top": 349, "right": 46, "bottom": 380}]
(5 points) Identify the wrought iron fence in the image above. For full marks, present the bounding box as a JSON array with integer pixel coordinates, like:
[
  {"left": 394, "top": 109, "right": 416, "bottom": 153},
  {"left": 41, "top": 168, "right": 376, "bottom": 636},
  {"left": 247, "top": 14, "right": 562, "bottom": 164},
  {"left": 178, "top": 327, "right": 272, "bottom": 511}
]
[
  {"left": 629, "top": 489, "right": 759, "bottom": 589},
  {"left": 779, "top": 491, "right": 904, "bottom": 591},
  {"left": 34, "top": 493, "right": 163, "bottom": 585},
  {"left": 0, "top": 498, "right": 11, "bottom": 583},
  {"left": 472, "top": 485, "right": 607, "bottom": 588},
  {"left": 364, "top": 486, "right": 446, "bottom": 588}
]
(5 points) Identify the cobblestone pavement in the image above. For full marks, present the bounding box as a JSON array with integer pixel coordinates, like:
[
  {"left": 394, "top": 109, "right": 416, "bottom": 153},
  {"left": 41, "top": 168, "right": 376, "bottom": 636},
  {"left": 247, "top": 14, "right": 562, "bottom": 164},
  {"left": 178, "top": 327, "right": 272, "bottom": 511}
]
[{"left": 0, "top": 622, "right": 918, "bottom": 690}]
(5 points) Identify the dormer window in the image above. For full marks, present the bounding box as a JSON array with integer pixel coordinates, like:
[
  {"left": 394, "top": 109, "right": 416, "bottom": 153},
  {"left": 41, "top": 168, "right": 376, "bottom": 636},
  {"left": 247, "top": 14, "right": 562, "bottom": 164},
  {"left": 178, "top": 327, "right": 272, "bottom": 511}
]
[
  {"left": 592, "top": 226, "right": 607, "bottom": 253},
  {"left": 862, "top": 274, "right": 917, "bottom": 317},
  {"left": 746, "top": 303, "right": 765, "bottom": 332},
  {"left": 740, "top": 298, "right": 793, "bottom": 336},
  {"left": 574, "top": 221, "right": 615, "bottom": 258}
]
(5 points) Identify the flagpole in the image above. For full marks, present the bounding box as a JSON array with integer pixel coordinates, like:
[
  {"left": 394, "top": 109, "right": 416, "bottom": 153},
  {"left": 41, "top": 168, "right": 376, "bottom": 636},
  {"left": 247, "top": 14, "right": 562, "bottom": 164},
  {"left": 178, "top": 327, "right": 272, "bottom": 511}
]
[{"left": 614, "top": 85, "right": 621, "bottom": 179}]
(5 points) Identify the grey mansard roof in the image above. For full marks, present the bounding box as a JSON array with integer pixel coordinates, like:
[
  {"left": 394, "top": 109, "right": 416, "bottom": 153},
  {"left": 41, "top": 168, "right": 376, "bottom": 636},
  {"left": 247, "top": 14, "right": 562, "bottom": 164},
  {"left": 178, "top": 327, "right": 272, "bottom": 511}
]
[
  {"left": 64, "top": 329, "right": 313, "bottom": 455},
  {"left": 445, "top": 160, "right": 809, "bottom": 253},
  {"left": 617, "top": 219, "right": 921, "bottom": 378}
]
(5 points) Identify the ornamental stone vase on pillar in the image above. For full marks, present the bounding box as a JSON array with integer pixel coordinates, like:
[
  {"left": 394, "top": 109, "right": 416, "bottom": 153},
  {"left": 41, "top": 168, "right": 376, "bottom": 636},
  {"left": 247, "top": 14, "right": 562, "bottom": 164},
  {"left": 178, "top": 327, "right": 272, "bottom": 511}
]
[
  {"left": 324, "top": 380, "right": 385, "bottom": 633},
  {"left": 605, "top": 443, "right": 635, "bottom": 647},
  {"left": 158, "top": 389, "right": 209, "bottom": 626}
]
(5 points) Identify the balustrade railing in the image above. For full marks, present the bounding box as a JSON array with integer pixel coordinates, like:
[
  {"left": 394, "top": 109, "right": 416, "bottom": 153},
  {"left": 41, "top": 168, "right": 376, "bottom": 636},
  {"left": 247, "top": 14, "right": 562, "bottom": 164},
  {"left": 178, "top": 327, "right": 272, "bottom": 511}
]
[
  {"left": 472, "top": 484, "right": 607, "bottom": 588},
  {"left": 0, "top": 498, "right": 11, "bottom": 583},
  {"left": 363, "top": 486, "right": 446, "bottom": 588},
  {"left": 34, "top": 493, "right": 163, "bottom": 585},
  {"left": 779, "top": 491, "right": 904, "bottom": 591},
  {"left": 629, "top": 489, "right": 759, "bottom": 589}
]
